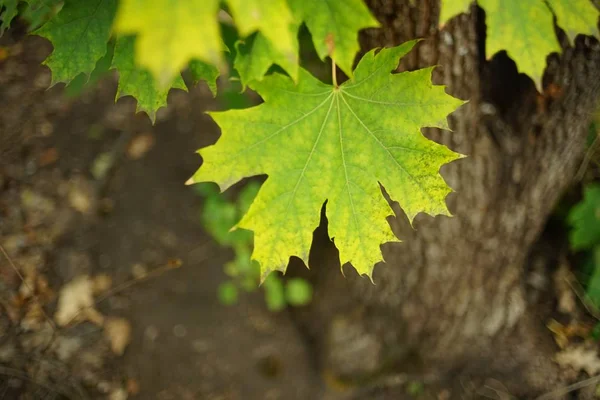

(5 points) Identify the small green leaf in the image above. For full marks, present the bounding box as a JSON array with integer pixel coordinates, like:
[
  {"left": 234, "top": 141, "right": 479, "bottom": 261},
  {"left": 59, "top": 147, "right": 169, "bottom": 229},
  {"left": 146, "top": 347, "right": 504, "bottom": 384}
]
[
  {"left": 264, "top": 274, "right": 285, "bottom": 311},
  {"left": 480, "top": 0, "right": 559, "bottom": 91},
  {"left": 234, "top": 29, "right": 299, "bottom": 87},
  {"left": 113, "top": 0, "right": 223, "bottom": 87},
  {"left": 547, "top": 0, "right": 599, "bottom": 44},
  {"left": 226, "top": 0, "right": 296, "bottom": 66},
  {"left": 288, "top": 0, "right": 380, "bottom": 77},
  {"left": 112, "top": 36, "right": 186, "bottom": 122},
  {"left": 406, "top": 381, "right": 425, "bottom": 396},
  {"left": 65, "top": 40, "right": 115, "bottom": 97},
  {"left": 438, "top": 0, "right": 472, "bottom": 25},
  {"left": 22, "top": 0, "right": 62, "bottom": 31},
  {"left": 568, "top": 184, "right": 600, "bottom": 251},
  {"left": 188, "top": 59, "right": 219, "bottom": 96},
  {"left": 285, "top": 278, "right": 312, "bottom": 306},
  {"left": 201, "top": 195, "right": 238, "bottom": 245},
  {"left": 218, "top": 281, "right": 239, "bottom": 305},
  {"left": 584, "top": 246, "right": 600, "bottom": 309},
  {"left": 0, "top": 0, "right": 19, "bottom": 34},
  {"left": 237, "top": 181, "right": 261, "bottom": 214},
  {"left": 35, "top": 0, "right": 117, "bottom": 85}
]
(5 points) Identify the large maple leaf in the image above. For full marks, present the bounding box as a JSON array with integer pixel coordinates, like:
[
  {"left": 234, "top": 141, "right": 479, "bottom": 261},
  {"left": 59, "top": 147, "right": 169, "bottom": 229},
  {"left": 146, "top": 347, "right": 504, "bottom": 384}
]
[{"left": 189, "top": 41, "right": 464, "bottom": 279}]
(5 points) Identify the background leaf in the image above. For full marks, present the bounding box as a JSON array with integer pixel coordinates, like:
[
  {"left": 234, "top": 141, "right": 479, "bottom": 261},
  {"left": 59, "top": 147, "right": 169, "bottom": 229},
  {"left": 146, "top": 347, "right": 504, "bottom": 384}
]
[
  {"left": 113, "top": 0, "right": 222, "bottom": 87},
  {"left": 112, "top": 36, "right": 186, "bottom": 122},
  {"left": 0, "top": 0, "right": 19, "bottom": 34},
  {"left": 35, "top": 0, "right": 117, "bottom": 85},
  {"left": 288, "top": 0, "right": 380, "bottom": 77},
  {"left": 569, "top": 184, "right": 600, "bottom": 251},
  {"left": 546, "top": 0, "right": 599, "bottom": 44}
]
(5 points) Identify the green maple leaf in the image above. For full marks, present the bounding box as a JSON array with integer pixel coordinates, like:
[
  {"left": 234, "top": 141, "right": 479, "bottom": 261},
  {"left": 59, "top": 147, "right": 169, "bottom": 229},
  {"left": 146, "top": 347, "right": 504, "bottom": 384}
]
[
  {"left": 188, "top": 59, "right": 220, "bottom": 96},
  {"left": 226, "top": 0, "right": 297, "bottom": 71},
  {"left": 568, "top": 184, "right": 600, "bottom": 251},
  {"left": 439, "top": 0, "right": 599, "bottom": 91},
  {"left": 189, "top": 41, "right": 464, "bottom": 279},
  {"left": 288, "top": 0, "right": 380, "bottom": 77},
  {"left": 482, "top": 0, "right": 559, "bottom": 90},
  {"left": 439, "top": 0, "right": 472, "bottom": 25},
  {"left": 113, "top": 0, "right": 223, "bottom": 88},
  {"left": 34, "top": 0, "right": 117, "bottom": 85},
  {"left": 0, "top": 0, "right": 18, "bottom": 34},
  {"left": 22, "top": 0, "right": 62, "bottom": 31},
  {"left": 546, "top": 0, "right": 599, "bottom": 44},
  {"left": 112, "top": 36, "right": 186, "bottom": 122},
  {"left": 234, "top": 28, "right": 299, "bottom": 87}
]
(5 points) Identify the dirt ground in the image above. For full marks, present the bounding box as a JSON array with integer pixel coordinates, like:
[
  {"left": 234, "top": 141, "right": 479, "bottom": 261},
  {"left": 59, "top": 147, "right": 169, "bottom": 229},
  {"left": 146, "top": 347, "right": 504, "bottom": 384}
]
[{"left": 0, "top": 32, "right": 328, "bottom": 400}]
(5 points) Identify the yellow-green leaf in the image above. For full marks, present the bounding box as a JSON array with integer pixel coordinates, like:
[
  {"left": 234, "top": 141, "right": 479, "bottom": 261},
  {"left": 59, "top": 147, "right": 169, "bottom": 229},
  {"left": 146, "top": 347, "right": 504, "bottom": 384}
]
[
  {"left": 189, "top": 41, "right": 464, "bottom": 279},
  {"left": 439, "top": 0, "right": 472, "bottom": 25},
  {"left": 0, "top": 0, "right": 19, "bottom": 34},
  {"left": 234, "top": 28, "right": 299, "bottom": 87},
  {"left": 35, "top": 0, "right": 117, "bottom": 85},
  {"left": 441, "top": 0, "right": 600, "bottom": 91},
  {"left": 112, "top": 36, "right": 186, "bottom": 122},
  {"left": 547, "top": 0, "right": 599, "bottom": 44},
  {"left": 113, "top": 0, "right": 222, "bottom": 88},
  {"left": 226, "top": 0, "right": 296, "bottom": 70},
  {"left": 288, "top": 0, "right": 380, "bottom": 77},
  {"left": 481, "top": 0, "right": 559, "bottom": 91}
]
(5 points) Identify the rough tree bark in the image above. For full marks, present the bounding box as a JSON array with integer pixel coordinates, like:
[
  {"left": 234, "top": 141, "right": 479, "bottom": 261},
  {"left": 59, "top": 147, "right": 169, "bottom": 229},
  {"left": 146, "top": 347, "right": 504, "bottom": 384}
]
[{"left": 293, "top": 0, "right": 600, "bottom": 396}]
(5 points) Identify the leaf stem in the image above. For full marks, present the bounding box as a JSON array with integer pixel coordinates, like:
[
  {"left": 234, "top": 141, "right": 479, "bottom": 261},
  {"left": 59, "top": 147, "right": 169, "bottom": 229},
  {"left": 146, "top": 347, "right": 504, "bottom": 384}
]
[{"left": 332, "top": 57, "right": 338, "bottom": 88}]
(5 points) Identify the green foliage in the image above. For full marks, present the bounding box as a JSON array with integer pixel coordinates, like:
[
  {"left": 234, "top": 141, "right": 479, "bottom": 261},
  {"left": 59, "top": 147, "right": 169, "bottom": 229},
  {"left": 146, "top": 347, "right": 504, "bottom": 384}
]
[
  {"left": 547, "top": 0, "right": 600, "bottom": 44},
  {"left": 288, "top": 0, "right": 379, "bottom": 77},
  {"left": 569, "top": 184, "right": 600, "bottom": 251},
  {"left": 65, "top": 40, "right": 114, "bottom": 97},
  {"left": 585, "top": 248, "right": 600, "bottom": 309},
  {"left": 196, "top": 182, "right": 312, "bottom": 310},
  {"left": 188, "top": 60, "right": 220, "bottom": 96},
  {"left": 4, "top": 0, "right": 378, "bottom": 121},
  {"left": 285, "top": 278, "right": 312, "bottom": 306},
  {"left": 0, "top": 0, "right": 18, "bottom": 34},
  {"left": 112, "top": 36, "right": 187, "bottom": 122},
  {"left": 21, "top": 0, "right": 62, "bottom": 31},
  {"left": 440, "top": 0, "right": 600, "bottom": 91},
  {"left": 189, "top": 41, "right": 464, "bottom": 279},
  {"left": 113, "top": 0, "right": 223, "bottom": 88}
]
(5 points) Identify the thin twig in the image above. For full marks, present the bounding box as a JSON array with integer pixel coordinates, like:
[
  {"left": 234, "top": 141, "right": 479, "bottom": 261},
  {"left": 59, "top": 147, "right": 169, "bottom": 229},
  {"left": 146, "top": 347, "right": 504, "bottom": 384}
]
[
  {"left": 575, "top": 131, "right": 600, "bottom": 181},
  {"left": 0, "top": 244, "right": 56, "bottom": 332},
  {"left": 565, "top": 276, "right": 600, "bottom": 320},
  {"left": 332, "top": 57, "right": 338, "bottom": 88},
  {"left": 62, "top": 258, "right": 183, "bottom": 329},
  {"left": 535, "top": 374, "right": 600, "bottom": 399}
]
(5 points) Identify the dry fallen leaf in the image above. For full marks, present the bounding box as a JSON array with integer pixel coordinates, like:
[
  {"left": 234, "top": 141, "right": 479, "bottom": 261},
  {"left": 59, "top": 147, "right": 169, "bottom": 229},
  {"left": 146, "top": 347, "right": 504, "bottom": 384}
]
[
  {"left": 92, "top": 274, "right": 113, "bottom": 294},
  {"left": 555, "top": 344, "right": 600, "bottom": 376},
  {"left": 54, "top": 275, "right": 104, "bottom": 326},
  {"left": 104, "top": 317, "right": 132, "bottom": 355},
  {"left": 554, "top": 261, "right": 577, "bottom": 315},
  {"left": 109, "top": 387, "right": 128, "bottom": 400},
  {"left": 126, "top": 378, "right": 140, "bottom": 395},
  {"left": 547, "top": 319, "right": 592, "bottom": 349},
  {"left": 127, "top": 133, "right": 155, "bottom": 160}
]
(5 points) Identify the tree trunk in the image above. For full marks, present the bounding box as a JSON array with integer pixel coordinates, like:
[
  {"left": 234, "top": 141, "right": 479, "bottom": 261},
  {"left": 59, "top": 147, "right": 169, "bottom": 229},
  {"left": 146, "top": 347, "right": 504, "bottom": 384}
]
[{"left": 293, "top": 0, "right": 600, "bottom": 396}]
